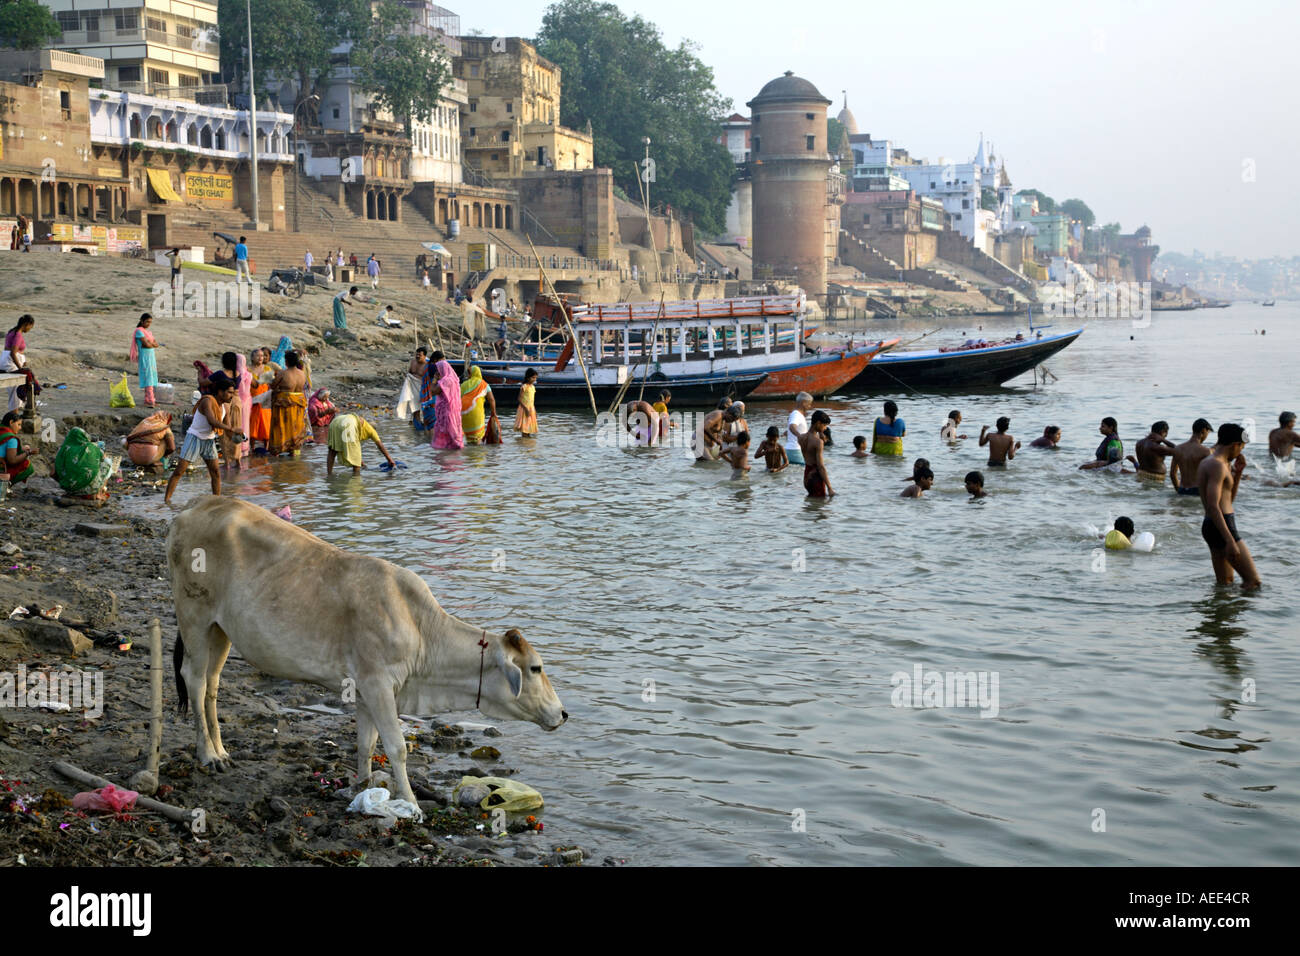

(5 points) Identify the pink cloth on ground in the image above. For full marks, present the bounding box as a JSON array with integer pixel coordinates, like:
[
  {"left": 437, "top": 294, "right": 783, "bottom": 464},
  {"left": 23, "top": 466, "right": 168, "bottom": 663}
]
[{"left": 72, "top": 784, "right": 139, "bottom": 813}]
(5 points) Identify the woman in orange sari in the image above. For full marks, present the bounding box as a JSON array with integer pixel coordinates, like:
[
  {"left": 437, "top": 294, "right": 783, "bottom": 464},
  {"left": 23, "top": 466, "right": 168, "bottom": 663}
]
[
  {"left": 247, "top": 347, "right": 277, "bottom": 452},
  {"left": 268, "top": 351, "right": 309, "bottom": 455}
]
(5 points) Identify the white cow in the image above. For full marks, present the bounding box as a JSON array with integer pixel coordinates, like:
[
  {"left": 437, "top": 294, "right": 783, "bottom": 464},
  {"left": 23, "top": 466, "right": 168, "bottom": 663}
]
[{"left": 166, "top": 497, "right": 567, "bottom": 804}]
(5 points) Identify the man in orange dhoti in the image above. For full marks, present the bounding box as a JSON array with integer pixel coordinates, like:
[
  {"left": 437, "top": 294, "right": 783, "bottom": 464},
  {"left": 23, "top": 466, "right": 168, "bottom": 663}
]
[{"left": 268, "top": 351, "right": 309, "bottom": 455}]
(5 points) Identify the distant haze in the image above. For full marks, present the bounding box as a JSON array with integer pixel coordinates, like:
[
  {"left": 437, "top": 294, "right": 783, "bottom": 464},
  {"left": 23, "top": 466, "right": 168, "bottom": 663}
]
[{"left": 475, "top": 0, "right": 1298, "bottom": 258}]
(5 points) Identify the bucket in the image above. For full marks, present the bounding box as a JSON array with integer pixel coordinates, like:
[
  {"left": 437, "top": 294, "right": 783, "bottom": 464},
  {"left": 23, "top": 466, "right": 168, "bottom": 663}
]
[{"left": 156, "top": 383, "right": 175, "bottom": 404}]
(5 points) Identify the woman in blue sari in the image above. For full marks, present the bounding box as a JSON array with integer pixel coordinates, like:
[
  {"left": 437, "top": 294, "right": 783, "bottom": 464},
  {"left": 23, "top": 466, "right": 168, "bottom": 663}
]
[
  {"left": 270, "top": 335, "right": 293, "bottom": 368},
  {"left": 871, "top": 400, "right": 906, "bottom": 456}
]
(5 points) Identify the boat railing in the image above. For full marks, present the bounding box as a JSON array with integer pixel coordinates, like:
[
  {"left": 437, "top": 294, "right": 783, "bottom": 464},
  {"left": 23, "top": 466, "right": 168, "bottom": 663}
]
[{"left": 571, "top": 294, "right": 804, "bottom": 324}]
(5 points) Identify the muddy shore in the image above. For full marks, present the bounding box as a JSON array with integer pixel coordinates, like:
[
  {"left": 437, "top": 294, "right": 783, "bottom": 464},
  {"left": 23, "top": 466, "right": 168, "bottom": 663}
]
[{"left": 0, "top": 253, "right": 601, "bottom": 867}]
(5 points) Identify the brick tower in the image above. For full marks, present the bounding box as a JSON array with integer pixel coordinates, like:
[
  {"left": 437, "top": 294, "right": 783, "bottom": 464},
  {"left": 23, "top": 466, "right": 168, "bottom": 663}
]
[{"left": 747, "top": 71, "right": 832, "bottom": 298}]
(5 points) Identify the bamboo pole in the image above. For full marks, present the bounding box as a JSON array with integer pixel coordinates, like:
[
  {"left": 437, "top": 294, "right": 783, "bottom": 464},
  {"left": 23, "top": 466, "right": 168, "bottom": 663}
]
[
  {"left": 52, "top": 761, "right": 196, "bottom": 826},
  {"left": 147, "top": 618, "right": 162, "bottom": 781},
  {"left": 527, "top": 235, "right": 598, "bottom": 418}
]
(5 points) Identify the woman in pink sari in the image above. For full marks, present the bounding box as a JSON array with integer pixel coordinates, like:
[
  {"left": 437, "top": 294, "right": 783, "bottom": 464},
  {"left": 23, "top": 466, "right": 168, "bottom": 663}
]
[
  {"left": 308, "top": 387, "right": 336, "bottom": 444},
  {"left": 428, "top": 359, "right": 464, "bottom": 449},
  {"left": 219, "top": 351, "right": 251, "bottom": 469}
]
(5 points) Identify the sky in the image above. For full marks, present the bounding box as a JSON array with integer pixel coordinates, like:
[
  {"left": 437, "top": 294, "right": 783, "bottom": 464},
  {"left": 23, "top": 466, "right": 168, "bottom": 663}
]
[{"left": 462, "top": 0, "right": 1300, "bottom": 259}]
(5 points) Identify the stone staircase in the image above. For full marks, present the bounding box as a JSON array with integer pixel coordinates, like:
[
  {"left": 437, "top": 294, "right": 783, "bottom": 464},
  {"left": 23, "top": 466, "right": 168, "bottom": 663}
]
[
  {"left": 838, "top": 229, "right": 903, "bottom": 280},
  {"left": 167, "top": 186, "right": 603, "bottom": 289}
]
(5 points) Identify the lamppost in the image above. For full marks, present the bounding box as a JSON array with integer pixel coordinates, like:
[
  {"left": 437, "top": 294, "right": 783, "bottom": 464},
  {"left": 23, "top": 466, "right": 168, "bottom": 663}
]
[
  {"left": 641, "top": 136, "right": 651, "bottom": 215},
  {"left": 245, "top": 0, "right": 259, "bottom": 229},
  {"left": 292, "top": 94, "right": 320, "bottom": 232}
]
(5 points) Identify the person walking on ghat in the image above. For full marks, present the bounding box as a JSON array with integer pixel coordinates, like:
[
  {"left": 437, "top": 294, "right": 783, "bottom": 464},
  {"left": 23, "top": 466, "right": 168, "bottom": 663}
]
[
  {"left": 333, "top": 286, "right": 359, "bottom": 330},
  {"left": 234, "top": 235, "right": 251, "bottom": 284},
  {"left": 164, "top": 372, "right": 244, "bottom": 504},
  {"left": 1196, "top": 422, "right": 1261, "bottom": 590}
]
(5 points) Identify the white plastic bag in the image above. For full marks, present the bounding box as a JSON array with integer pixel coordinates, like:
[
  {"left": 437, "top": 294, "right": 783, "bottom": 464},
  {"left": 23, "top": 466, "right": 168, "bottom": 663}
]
[{"left": 346, "top": 787, "right": 424, "bottom": 824}]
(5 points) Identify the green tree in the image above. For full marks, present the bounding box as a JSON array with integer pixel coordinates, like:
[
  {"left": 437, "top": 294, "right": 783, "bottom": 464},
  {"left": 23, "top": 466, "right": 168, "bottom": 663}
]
[
  {"left": 0, "top": 0, "right": 61, "bottom": 50},
  {"left": 536, "top": 0, "right": 736, "bottom": 235},
  {"left": 980, "top": 186, "right": 997, "bottom": 212},
  {"left": 827, "top": 117, "right": 847, "bottom": 160},
  {"left": 1015, "top": 188, "right": 1056, "bottom": 213},
  {"left": 218, "top": 0, "right": 369, "bottom": 110},
  {"left": 351, "top": 0, "right": 451, "bottom": 132},
  {"left": 1059, "top": 198, "right": 1095, "bottom": 227}
]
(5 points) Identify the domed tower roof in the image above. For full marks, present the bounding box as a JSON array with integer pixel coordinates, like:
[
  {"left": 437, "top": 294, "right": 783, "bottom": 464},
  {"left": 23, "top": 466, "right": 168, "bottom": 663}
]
[
  {"left": 998, "top": 162, "right": 1011, "bottom": 188},
  {"left": 836, "top": 92, "right": 859, "bottom": 135},
  {"left": 748, "top": 71, "right": 832, "bottom": 108},
  {"left": 1135, "top": 224, "right": 1152, "bottom": 238}
]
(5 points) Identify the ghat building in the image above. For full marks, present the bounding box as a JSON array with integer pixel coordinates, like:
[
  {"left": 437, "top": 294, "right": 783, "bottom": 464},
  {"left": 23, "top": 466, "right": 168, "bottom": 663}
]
[{"left": 746, "top": 71, "right": 843, "bottom": 301}]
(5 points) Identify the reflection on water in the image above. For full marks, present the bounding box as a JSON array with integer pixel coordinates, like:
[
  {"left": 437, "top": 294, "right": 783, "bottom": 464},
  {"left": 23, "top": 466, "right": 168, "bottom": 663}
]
[{"left": 133, "top": 306, "right": 1300, "bottom": 865}]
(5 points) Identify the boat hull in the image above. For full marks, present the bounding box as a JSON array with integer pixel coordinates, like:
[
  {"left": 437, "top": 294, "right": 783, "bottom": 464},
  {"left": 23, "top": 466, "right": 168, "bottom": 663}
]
[
  {"left": 848, "top": 329, "right": 1083, "bottom": 391},
  {"left": 746, "top": 340, "right": 898, "bottom": 399},
  {"left": 448, "top": 361, "right": 769, "bottom": 408}
]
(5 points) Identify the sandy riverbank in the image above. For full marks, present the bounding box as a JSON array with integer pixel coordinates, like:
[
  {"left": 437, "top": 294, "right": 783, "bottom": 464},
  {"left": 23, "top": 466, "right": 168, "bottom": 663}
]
[{"left": 0, "top": 252, "right": 600, "bottom": 867}]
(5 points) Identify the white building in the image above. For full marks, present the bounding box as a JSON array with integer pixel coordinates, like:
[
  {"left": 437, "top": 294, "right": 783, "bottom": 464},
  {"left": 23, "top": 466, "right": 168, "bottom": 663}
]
[
  {"left": 89, "top": 89, "right": 293, "bottom": 164},
  {"left": 279, "top": 1, "right": 466, "bottom": 185},
  {"left": 43, "top": 0, "right": 222, "bottom": 100},
  {"left": 891, "top": 135, "right": 1009, "bottom": 252}
]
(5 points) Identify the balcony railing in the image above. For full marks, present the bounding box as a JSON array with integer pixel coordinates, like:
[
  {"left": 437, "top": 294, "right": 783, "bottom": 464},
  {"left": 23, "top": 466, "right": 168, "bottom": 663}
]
[
  {"left": 111, "top": 81, "right": 229, "bottom": 106},
  {"left": 59, "top": 27, "right": 218, "bottom": 56}
]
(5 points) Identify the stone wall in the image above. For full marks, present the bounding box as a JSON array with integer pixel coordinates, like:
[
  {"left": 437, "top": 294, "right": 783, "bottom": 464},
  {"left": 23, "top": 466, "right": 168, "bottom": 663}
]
[{"left": 514, "top": 168, "right": 616, "bottom": 260}]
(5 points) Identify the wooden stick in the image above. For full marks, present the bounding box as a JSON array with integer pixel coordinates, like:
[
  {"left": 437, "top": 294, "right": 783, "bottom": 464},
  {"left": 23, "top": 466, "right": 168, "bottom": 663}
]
[
  {"left": 51, "top": 760, "right": 196, "bottom": 826},
  {"left": 527, "top": 236, "right": 598, "bottom": 418},
  {"left": 147, "top": 618, "right": 162, "bottom": 781}
]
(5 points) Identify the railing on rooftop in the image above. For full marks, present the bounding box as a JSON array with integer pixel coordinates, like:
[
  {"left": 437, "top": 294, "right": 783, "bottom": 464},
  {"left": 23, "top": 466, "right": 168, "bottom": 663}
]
[
  {"left": 109, "top": 81, "right": 229, "bottom": 106},
  {"left": 60, "top": 27, "right": 219, "bottom": 56}
]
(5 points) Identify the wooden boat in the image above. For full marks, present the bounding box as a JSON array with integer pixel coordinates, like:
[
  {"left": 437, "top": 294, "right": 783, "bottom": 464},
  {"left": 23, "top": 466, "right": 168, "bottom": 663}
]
[
  {"left": 1261, "top": 299, "right": 1276, "bottom": 307},
  {"left": 450, "top": 361, "right": 769, "bottom": 408},
  {"left": 475, "top": 292, "right": 895, "bottom": 406},
  {"left": 848, "top": 327, "right": 1084, "bottom": 391}
]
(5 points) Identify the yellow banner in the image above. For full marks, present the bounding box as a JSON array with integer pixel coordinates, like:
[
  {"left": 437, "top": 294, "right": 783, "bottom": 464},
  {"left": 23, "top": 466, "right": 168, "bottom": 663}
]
[
  {"left": 146, "top": 168, "right": 182, "bottom": 202},
  {"left": 97, "top": 167, "right": 122, "bottom": 179},
  {"left": 184, "top": 171, "right": 234, "bottom": 202}
]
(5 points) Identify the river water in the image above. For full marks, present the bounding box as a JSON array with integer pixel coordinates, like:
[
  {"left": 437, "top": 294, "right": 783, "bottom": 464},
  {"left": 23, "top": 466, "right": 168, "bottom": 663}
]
[{"left": 153, "top": 304, "right": 1299, "bottom": 865}]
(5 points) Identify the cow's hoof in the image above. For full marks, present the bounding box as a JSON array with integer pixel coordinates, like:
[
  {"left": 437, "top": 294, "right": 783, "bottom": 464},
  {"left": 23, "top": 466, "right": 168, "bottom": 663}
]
[{"left": 211, "top": 759, "right": 227, "bottom": 773}]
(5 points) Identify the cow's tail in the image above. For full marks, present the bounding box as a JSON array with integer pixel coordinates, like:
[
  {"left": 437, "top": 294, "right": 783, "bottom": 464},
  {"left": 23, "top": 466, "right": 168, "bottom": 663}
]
[{"left": 174, "top": 628, "right": 188, "bottom": 715}]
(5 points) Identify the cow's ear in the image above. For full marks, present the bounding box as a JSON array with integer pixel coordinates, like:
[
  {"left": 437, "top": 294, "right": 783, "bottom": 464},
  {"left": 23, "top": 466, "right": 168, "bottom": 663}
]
[{"left": 495, "top": 643, "right": 523, "bottom": 697}]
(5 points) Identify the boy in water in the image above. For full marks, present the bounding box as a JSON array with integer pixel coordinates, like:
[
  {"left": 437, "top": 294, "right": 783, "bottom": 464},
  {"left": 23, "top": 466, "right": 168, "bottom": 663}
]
[
  {"left": 800, "top": 410, "right": 834, "bottom": 497},
  {"left": 850, "top": 435, "right": 869, "bottom": 458},
  {"left": 1197, "top": 422, "right": 1260, "bottom": 589},
  {"left": 940, "top": 410, "right": 968, "bottom": 442},
  {"left": 980, "top": 417, "right": 1020, "bottom": 465},
  {"left": 903, "top": 457, "right": 930, "bottom": 483},
  {"left": 754, "top": 426, "right": 789, "bottom": 472},
  {"left": 901, "top": 466, "right": 934, "bottom": 498},
  {"left": 1030, "top": 426, "right": 1061, "bottom": 449},
  {"left": 720, "top": 431, "right": 751, "bottom": 474},
  {"left": 964, "top": 471, "right": 987, "bottom": 499},
  {"left": 1104, "top": 516, "right": 1136, "bottom": 550}
]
